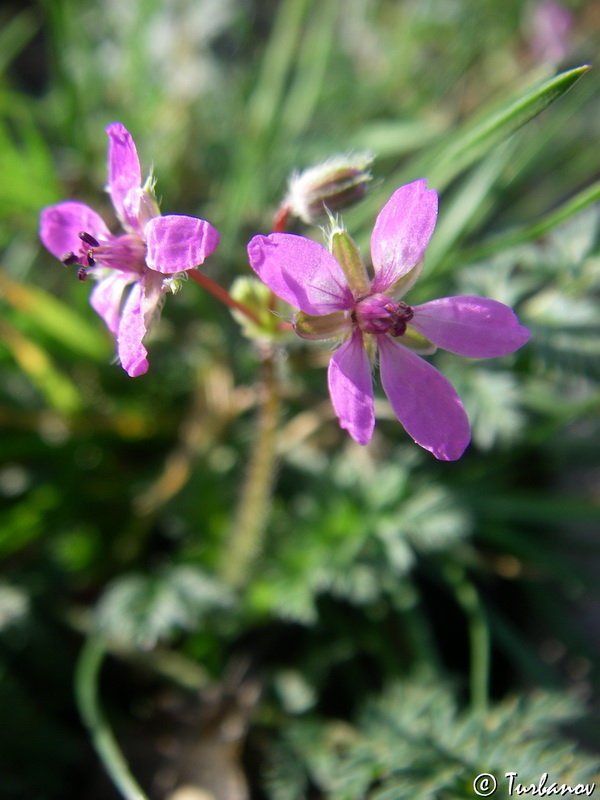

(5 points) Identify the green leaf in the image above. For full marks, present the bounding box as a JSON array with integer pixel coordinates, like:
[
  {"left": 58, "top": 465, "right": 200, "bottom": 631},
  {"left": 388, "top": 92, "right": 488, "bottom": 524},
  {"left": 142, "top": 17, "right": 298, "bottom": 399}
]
[
  {"left": 418, "top": 65, "right": 591, "bottom": 190},
  {"left": 94, "top": 565, "right": 235, "bottom": 649},
  {"left": 461, "top": 178, "right": 600, "bottom": 263},
  {"left": 424, "top": 140, "right": 517, "bottom": 272},
  {"left": 270, "top": 681, "right": 598, "bottom": 800}
]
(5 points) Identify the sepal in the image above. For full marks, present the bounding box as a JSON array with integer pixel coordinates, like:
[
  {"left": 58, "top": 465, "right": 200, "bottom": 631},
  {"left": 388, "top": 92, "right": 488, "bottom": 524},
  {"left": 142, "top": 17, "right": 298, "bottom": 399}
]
[
  {"left": 329, "top": 228, "right": 370, "bottom": 298},
  {"left": 294, "top": 309, "right": 348, "bottom": 340},
  {"left": 399, "top": 326, "right": 437, "bottom": 354}
]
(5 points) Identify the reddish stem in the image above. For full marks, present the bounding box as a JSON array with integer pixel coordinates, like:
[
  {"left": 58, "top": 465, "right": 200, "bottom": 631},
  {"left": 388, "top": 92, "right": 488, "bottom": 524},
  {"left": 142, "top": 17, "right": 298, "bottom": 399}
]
[
  {"left": 188, "top": 269, "right": 262, "bottom": 326},
  {"left": 268, "top": 203, "right": 293, "bottom": 312},
  {"left": 273, "top": 202, "right": 291, "bottom": 233}
]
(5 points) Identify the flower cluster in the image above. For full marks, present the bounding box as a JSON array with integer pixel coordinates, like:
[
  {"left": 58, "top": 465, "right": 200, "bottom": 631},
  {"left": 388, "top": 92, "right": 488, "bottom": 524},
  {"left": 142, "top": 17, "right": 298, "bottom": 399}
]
[
  {"left": 40, "top": 127, "right": 529, "bottom": 459},
  {"left": 40, "top": 123, "right": 219, "bottom": 377}
]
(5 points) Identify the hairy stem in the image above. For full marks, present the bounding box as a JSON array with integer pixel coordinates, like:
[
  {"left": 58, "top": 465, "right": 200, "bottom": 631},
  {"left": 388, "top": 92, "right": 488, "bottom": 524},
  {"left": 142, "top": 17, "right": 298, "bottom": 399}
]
[
  {"left": 221, "top": 344, "right": 280, "bottom": 588},
  {"left": 75, "top": 637, "right": 150, "bottom": 800}
]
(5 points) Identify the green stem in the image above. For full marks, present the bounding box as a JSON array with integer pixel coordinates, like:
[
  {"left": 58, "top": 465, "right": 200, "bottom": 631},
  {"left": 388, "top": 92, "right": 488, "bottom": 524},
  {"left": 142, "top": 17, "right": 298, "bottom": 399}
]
[
  {"left": 75, "top": 637, "right": 150, "bottom": 800},
  {"left": 444, "top": 565, "right": 490, "bottom": 715},
  {"left": 221, "top": 344, "right": 280, "bottom": 588}
]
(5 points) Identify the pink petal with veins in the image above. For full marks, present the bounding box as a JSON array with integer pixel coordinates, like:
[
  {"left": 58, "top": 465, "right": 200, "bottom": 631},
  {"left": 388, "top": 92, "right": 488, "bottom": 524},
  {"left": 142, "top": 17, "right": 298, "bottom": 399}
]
[
  {"left": 248, "top": 233, "right": 353, "bottom": 315},
  {"left": 39, "top": 201, "right": 112, "bottom": 260},
  {"left": 106, "top": 122, "right": 143, "bottom": 232},
  {"left": 89, "top": 272, "right": 135, "bottom": 336},
  {"left": 370, "top": 180, "right": 438, "bottom": 293},
  {"left": 145, "top": 215, "right": 220, "bottom": 273},
  {"left": 116, "top": 281, "right": 149, "bottom": 377},
  {"left": 410, "top": 296, "right": 530, "bottom": 358},
  {"left": 378, "top": 335, "right": 470, "bottom": 461},
  {"left": 327, "top": 329, "right": 375, "bottom": 445}
]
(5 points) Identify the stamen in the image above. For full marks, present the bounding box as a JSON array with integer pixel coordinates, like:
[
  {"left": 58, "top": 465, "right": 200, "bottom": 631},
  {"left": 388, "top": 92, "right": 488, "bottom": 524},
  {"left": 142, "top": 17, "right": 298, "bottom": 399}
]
[
  {"left": 79, "top": 231, "right": 100, "bottom": 247},
  {"left": 77, "top": 267, "right": 88, "bottom": 281},
  {"left": 61, "top": 251, "right": 79, "bottom": 266},
  {"left": 86, "top": 252, "right": 96, "bottom": 267},
  {"left": 389, "top": 302, "right": 414, "bottom": 337},
  {"left": 355, "top": 295, "right": 415, "bottom": 337}
]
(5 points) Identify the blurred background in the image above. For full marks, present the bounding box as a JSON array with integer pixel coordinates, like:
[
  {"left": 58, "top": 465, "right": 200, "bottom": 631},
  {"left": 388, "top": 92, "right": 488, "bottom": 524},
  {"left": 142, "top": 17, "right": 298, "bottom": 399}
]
[{"left": 1, "top": 0, "right": 600, "bottom": 797}]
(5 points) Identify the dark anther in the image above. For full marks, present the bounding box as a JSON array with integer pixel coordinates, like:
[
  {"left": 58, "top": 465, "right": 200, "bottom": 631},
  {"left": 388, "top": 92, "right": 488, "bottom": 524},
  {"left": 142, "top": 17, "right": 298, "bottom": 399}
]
[
  {"left": 79, "top": 231, "right": 100, "bottom": 247},
  {"left": 398, "top": 301, "right": 414, "bottom": 320},
  {"left": 61, "top": 251, "right": 79, "bottom": 266},
  {"left": 86, "top": 252, "right": 96, "bottom": 267},
  {"left": 390, "top": 302, "right": 414, "bottom": 338},
  {"left": 77, "top": 267, "right": 88, "bottom": 281},
  {"left": 390, "top": 319, "right": 408, "bottom": 336}
]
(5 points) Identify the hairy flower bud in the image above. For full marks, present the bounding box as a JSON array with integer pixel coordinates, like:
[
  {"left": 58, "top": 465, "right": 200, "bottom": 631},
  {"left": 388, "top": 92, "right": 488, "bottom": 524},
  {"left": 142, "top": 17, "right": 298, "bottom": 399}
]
[{"left": 285, "top": 153, "right": 373, "bottom": 224}]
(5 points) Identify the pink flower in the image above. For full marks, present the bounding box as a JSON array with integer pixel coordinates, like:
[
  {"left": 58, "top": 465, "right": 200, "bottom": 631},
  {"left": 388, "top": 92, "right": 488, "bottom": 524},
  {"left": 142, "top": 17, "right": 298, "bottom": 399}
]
[
  {"left": 247, "top": 180, "right": 530, "bottom": 460},
  {"left": 40, "top": 123, "right": 219, "bottom": 377},
  {"left": 527, "top": 1, "right": 573, "bottom": 66}
]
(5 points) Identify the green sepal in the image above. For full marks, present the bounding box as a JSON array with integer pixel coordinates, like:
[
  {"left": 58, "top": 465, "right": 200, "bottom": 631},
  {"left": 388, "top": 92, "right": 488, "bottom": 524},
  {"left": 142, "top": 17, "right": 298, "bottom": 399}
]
[
  {"left": 385, "top": 259, "right": 424, "bottom": 300},
  {"left": 330, "top": 229, "right": 370, "bottom": 297},
  {"left": 295, "top": 310, "right": 348, "bottom": 340},
  {"left": 399, "top": 326, "right": 437, "bottom": 354}
]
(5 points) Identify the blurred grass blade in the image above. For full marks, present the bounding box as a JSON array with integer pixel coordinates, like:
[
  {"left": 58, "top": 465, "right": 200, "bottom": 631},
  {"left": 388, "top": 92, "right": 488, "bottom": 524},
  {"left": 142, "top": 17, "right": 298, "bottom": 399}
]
[
  {"left": 0, "top": 9, "right": 39, "bottom": 76},
  {"left": 0, "top": 269, "right": 110, "bottom": 361},
  {"left": 424, "top": 140, "right": 517, "bottom": 273},
  {"left": 462, "top": 178, "right": 600, "bottom": 263},
  {"left": 419, "top": 65, "right": 591, "bottom": 190},
  {"left": 0, "top": 116, "right": 62, "bottom": 218},
  {"left": 280, "top": 0, "right": 337, "bottom": 137},
  {"left": 217, "top": 0, "right": 312, "bottom": 249},
  {"left": 247, "top": 0, "right": 312, "bottom": 136},
  {"left": 350, "top": 119, "right": 442, "bottom": 159},
  {"left": 0, "top": 317, "right": 82, "bottom": 413}
]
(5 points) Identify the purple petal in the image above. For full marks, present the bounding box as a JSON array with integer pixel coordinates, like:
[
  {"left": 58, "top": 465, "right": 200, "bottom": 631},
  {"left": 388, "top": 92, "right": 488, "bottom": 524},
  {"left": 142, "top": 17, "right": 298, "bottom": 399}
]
[
  {"left": 327, "top": 329, "right": 375, "bottom": 445},
  {"left": 378, "top": 335, "right": 470, "bottom": 461},
  {"left": 115, "top": 271, "right": 164, "bottom": 377},
  {"left": 247, "top": 233, "right": 353, "bottom": 315},
  {"left": 139, "top": 269, "right": 164, "bottom": 329},
  {"left": 410, "top": 296, "right": 530, "bottom": 358},
  {"left": 40, "top": 201, "right": 112, "bottom": 260},
  {"left": 116, "top": 281, "right": 149, "bottom": 377},
  {"left": 383, "top": 258, "right": 424, "bottom": 301},
  {"left": 144, "top": 215, "right": 220, "bottom": 273},
  {"left": 89, "top": 271, "right": 135, "bottom": 336},
  {"left": 370, "top": 180, "right": 438, "bottom": 293},
  {"left": 106, "top": 122, "right": 142, "bottom": 231}
]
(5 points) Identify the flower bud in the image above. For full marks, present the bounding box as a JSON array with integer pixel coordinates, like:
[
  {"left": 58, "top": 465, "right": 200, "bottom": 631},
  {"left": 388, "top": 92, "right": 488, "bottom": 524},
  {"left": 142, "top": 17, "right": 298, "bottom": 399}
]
[
  {"left": 229, "top": 276, "right": 289, "bottom": 341},
  {"left": 285, "top": 152, "right": 373, "bottom": 225}
]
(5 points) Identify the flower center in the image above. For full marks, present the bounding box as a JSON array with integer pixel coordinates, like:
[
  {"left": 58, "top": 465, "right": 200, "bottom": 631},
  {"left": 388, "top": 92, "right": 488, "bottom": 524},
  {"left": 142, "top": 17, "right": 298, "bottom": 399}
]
[
  {"left": 354, "top": 293, "right": 414, "bottom": 337},
  {"left": 61, "top": 231, "right": 146, "bottom": 281}
]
